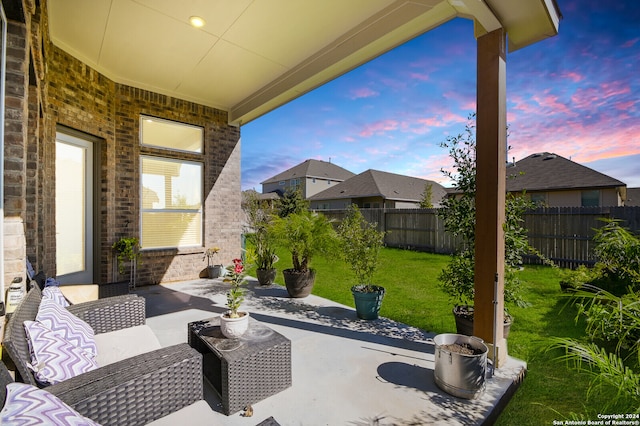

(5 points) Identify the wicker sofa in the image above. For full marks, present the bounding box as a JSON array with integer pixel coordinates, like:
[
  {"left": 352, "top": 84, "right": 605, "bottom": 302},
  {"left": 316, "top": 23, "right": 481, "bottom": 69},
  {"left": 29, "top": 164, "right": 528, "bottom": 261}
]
[{"left": 2, "top": 286, "right": 204, "bottom": 425}]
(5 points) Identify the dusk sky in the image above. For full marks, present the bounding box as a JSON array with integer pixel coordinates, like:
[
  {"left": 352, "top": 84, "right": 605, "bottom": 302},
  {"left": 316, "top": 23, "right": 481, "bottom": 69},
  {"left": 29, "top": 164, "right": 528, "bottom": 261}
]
[{"left": 241, "top": 0, "right": 640, "bottom": 191}]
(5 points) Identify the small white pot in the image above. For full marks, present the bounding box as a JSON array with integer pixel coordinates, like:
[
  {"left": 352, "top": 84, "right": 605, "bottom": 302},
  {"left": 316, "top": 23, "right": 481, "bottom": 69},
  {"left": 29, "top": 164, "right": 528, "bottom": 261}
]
[{"left": 220, "top": 311, "right": 249, "bottom": 338}]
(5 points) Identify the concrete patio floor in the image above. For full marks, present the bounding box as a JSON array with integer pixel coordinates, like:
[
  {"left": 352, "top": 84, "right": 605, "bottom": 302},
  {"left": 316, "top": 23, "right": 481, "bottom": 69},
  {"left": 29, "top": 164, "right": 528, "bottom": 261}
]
[{"left": 134, "top": 277, "right": 525, "bottom": 426}]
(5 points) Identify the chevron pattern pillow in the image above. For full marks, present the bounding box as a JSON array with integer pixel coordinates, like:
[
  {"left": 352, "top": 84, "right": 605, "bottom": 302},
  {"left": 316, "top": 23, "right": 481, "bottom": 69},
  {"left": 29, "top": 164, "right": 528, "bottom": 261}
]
[
  {"left": 42, "top": 285, "right": 70, "bottom": 307},
  {"left": 36, "top": 297, "right": 98, "bottom": 359},
  {"left": 23, "top": 320, "right": 98, "bottom": 386},
  {"left": 0, "top": 382, "right": 101, "bottom": 425}
]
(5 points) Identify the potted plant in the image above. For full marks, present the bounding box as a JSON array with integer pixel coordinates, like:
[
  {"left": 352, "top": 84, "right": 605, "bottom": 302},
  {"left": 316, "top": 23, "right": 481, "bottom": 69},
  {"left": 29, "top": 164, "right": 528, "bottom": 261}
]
[
  {"left": 437, "top": 114, "right": 540, "bottom": 337},
  {"left": 220, "top": 258, "right": 249, "bottom": 338},
  {"left": 112, "top": 237, "right": 141, "bottom": 289},
  {"left": 270, "top": 210, "right": 339, "bottom": 298},
  {"left": 203, "top": 247, "right": 222, "bottom": 278},
  {"left": 337, "top": 204, "right": 386, "bottom": 320},
  {"left": 243, "top": 191, "right": 279, "bottom": 285}
]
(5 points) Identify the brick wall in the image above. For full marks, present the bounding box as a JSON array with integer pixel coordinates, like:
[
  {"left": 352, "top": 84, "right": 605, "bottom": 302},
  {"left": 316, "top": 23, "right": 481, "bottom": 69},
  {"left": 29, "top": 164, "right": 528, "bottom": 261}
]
[{"left": 4, "top": 0, "right": 243, "bottom": 287}]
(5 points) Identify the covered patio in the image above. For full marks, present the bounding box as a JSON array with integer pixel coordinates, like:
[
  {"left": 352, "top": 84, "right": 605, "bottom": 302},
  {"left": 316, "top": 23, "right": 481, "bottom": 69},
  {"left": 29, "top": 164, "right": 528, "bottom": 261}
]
[
  {"left": 136, "top": 276, "right": 526, "bottom": 425},
  {"left": 1, "top": 0, "right": 560, "bottom": 423}
]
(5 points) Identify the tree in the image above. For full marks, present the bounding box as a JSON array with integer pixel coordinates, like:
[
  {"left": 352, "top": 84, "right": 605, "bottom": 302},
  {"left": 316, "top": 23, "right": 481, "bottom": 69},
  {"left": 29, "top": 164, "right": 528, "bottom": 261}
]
[
  {"left": 419, "top": 183, "right": 433, "bottom": 208},
  {"left": 276, "top": 187, "right": 308, "bottom": 217},
  {"left": 437, "top": 113, "right": 538, "bottom": 308}
]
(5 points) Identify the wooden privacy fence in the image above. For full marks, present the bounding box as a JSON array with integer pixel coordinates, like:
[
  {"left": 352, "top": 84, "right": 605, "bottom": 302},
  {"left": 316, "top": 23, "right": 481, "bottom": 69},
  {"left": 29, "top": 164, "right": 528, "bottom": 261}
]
[{"left": 319, "top": 206, "right": 640, "bottom": 269}]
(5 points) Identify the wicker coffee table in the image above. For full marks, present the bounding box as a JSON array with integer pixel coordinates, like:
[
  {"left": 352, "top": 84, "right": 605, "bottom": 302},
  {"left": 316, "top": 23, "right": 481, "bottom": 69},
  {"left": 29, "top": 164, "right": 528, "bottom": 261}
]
[{"left": 188, "top": 316, "right": 291, "bottom": 415}]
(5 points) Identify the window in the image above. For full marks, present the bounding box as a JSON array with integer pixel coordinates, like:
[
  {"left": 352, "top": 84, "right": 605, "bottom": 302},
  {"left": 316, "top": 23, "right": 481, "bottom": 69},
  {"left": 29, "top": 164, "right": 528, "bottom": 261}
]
[
  {"left": 530, "top": 193, "right": 547, "bottom": 206},
  {"left": 279, "top": 181, "right": 285, "bottom": 186},
  {"left": 581, "top": 190, "right": 600, "bottom": 207},
  {"left": 140, "top": 116, "right": 204, "bottom": 249},
  {"left": 140, "top": 116, "right": 202, "bottom": 153}
]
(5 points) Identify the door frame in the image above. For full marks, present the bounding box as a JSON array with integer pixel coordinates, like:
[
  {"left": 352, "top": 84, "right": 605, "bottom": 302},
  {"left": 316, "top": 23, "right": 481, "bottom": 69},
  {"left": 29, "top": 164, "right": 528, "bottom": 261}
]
[{"left": 55, "top": 126, "right": 102, "bottom": 284}]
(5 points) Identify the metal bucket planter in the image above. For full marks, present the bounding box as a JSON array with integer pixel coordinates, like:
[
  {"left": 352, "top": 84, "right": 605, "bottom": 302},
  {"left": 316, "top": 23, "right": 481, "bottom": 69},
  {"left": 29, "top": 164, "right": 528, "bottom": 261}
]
[
  {"left": 208, "top": 265, "right": 223, "bottom": 279},
  {"left": 434, "top": 333, "right": 488, "bottom": 399}
]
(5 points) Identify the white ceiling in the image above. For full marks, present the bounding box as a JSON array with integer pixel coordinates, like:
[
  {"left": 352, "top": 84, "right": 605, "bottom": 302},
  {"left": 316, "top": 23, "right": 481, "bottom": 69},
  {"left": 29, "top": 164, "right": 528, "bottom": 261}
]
[{"left": 48, "top": 0, "right": 560, "bottom": 126}]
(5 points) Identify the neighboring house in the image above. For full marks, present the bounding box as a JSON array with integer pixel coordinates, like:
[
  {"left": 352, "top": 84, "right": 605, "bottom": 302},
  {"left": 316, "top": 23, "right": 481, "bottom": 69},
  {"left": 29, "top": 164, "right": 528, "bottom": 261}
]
[
  {"left": 506, "top": 153, "right": 627, "bottom": 207},
  {"left": 309, "top": 169, "right": 447, "bottom": 210},
  {"left": 261, "top": 159, "right": 355, "bottom": 199},
  {"left": 626, "top": 188, "right": 640, "bottom": 207}
]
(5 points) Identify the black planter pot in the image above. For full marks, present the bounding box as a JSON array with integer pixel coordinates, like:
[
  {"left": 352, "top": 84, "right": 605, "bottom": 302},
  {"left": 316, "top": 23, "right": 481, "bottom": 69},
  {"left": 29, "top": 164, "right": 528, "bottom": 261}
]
[
  {"left": 256, "top": 268, "right": 277, "bottom": 286},
  {"left": 282, "top": 269, "right": 316, "bottom": 298},
  {"left": 351, "top": 285, "right": 385, "bottom": 320},
  {"left": 453, "top": 305, "right": 512, "bottom": 338}
]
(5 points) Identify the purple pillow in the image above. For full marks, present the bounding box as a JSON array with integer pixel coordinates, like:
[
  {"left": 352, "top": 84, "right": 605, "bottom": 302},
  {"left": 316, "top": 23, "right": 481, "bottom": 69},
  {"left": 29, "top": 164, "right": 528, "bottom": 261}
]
[
  {"left": 42, "top": 285, "right": 70, "bottom": 307},
  {"left": 0, "top": 382, "right": 101, "bottom": 425},
  {"left": 23, "top": 320, "right": 98, "bottom": 386},
  {"left": 36, "top": 297, "right": 97, "bottom": 358}
]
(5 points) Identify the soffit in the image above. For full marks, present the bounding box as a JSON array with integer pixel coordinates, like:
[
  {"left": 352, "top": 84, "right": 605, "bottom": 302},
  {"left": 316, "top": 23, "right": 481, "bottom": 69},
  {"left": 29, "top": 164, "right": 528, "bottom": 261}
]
[{"left": 47, "top": 0, "right": 559, "bottom": 126}]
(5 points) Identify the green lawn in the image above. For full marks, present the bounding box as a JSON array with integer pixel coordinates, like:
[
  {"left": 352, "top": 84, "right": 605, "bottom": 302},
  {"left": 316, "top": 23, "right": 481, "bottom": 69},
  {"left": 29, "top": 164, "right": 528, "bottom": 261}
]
[{"left": 247, "top": 246, "right": 629, "bottom": 423}]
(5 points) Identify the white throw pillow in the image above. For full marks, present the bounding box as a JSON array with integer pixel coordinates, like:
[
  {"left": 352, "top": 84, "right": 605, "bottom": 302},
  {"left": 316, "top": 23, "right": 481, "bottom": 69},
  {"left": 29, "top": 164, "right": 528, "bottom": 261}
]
[
  {"left": 36, "top": 297, "right": 98, "bottom": 358},
  {"left": 23, "top": 320, "right": 98, "bottom": 386},
  {"left": 0, "top": 382, "right": 101, "bottom": 425}
]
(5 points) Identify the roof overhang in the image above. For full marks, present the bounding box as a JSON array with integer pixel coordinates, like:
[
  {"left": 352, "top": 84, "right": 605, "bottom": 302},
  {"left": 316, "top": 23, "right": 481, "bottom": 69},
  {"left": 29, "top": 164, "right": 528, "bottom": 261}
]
[{"left": 48, "top": 0, "right": 560, "bottom": 126}]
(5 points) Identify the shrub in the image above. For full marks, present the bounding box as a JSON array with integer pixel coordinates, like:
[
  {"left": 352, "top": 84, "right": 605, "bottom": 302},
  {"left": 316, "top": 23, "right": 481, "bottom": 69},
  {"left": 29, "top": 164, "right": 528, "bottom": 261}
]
[
  {"left": 337, "top": 204, "right": 385, "bottom": 290},
  {"left": 592, "top": 219, "right": 640, "bottom": 293}
]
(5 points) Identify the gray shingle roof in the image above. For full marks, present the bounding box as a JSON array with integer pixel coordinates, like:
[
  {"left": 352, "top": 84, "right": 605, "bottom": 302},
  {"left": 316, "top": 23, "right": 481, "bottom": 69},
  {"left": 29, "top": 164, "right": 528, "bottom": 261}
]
[
  {"left": 626, "top": 187, "right": 640, "bottom": 206},
  {"left": 261, "top": 159, "right": 355, "bottom": 184},
  {"left": 309, "top": 169, "right": 447, "bottom": 203},
  {"left": 506, "top": 152, "right": 625, "bottom": 192}
]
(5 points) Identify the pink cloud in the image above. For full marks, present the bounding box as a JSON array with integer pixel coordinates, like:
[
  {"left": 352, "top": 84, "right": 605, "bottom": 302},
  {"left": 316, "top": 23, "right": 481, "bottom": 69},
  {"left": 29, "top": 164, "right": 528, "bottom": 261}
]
[
  {"left": 615, "top": 100, "right": 636, "bottom": 111},
  {"left": 600, "top": 81, "right": 631, "bottom": 99},
  {"left": 359, "top": 119, "right": 400, "bottom": 137},
  {"left": 562, "top": 71, "right": 584, "bottom": 83},
  {"left": 409, "top": 72, "right": 430, "bottom": 82},
  {"left": 622, "top": 38, "right": 639, "bottom": 48},
  {"left": 531, "top": 91, "right": 574, "bottom": 116},
  {"left": 350, "top": 87, "right": 379, "bottom": 99}
]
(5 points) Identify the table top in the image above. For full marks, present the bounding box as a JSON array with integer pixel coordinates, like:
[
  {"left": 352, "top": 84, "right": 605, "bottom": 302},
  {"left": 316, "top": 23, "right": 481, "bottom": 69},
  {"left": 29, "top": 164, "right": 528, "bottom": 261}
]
[{"left": 189, "top": 316, "right": 289, "bottom": 361}]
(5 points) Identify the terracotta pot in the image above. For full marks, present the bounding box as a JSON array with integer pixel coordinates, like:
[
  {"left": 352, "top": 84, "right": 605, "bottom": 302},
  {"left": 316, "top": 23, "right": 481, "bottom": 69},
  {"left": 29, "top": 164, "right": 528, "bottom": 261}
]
[
  {"left": 256, "top": 268, "right": 277, "bottom": 286},
  {"left": 282, "top": 269, "right": 316, "bottom": 298},
  {"left": 220, "top": 311, "right": 249, "bottom": 338}
]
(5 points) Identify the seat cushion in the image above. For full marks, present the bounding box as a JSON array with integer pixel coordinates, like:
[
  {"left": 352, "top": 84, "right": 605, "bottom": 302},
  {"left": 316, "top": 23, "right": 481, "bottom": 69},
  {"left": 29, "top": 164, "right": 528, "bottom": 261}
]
[
  {"left": 23, "top": 321, "right": 98, "bottom": 386},
  {"left": 0, "top": 382, "right": 101, "bottom": 425},
  {"left": 36, "top": 297, "right": 98, "bottom": 358},
  {"left": 59, "top": 284, "right": 100, "bottom": 305},
  {"left": 93, "top": 324, "right": 162, "bottom": 367}
]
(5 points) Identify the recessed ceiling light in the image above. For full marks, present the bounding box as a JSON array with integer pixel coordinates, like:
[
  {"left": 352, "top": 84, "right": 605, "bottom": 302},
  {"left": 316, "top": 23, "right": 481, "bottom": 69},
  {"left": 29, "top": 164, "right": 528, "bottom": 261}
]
[{"left": 189, "top": 16, "right": 205, "bottom": 28}]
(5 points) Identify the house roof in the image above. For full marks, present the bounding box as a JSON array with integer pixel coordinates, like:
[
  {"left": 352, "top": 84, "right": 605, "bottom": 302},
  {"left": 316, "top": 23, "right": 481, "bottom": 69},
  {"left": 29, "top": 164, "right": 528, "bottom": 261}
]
[
  {"left": 506, "top": 153, "right": 626, "bottom": 193},
  {"left": 45, "top": 0, "right": 560, "bottom": 126},
  {"left": 261, "top": 159, "right": 355, "bottom": 185},
  {"left": 309, "top": 169, "right": 447, "bottom": 203},
  {"left": 626, "top": 188, "right": 640, "bottom": 207}
]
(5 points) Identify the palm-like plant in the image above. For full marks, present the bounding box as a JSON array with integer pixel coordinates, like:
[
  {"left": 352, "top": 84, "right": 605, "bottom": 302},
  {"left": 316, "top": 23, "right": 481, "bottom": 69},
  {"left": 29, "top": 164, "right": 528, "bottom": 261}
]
[{"left": 270, "top": 210, "right": 338, "bottom": 273}]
